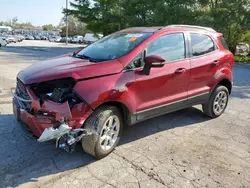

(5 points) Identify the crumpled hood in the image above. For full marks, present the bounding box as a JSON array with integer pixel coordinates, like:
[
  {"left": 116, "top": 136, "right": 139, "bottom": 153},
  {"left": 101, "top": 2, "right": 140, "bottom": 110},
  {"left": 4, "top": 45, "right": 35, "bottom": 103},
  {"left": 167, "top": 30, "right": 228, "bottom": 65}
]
[{"left": 18, "top": 55, "right": 124, "bottom": 84}]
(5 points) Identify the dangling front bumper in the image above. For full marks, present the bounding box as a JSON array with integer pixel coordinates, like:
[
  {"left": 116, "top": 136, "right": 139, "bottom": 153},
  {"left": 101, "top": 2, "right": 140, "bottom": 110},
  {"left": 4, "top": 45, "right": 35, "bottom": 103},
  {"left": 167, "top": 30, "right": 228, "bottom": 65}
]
[{"left": 11, "top": 84, "right": 93, "bottom": 140}]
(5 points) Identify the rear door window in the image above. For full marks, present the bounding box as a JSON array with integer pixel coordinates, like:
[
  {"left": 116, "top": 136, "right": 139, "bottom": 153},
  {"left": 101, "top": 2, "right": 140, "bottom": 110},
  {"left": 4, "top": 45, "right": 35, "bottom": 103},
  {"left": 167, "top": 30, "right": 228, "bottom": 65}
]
[{"left": 190, "top": 33, "right": 216, "bottom": 56}]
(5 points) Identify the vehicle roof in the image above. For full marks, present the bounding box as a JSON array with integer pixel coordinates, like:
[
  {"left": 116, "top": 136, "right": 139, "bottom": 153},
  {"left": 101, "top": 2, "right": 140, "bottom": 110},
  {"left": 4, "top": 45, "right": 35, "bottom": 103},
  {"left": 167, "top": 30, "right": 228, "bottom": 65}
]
[
  {"left": 119, "top": 25, "right": 222, "bottom": 38},
  {"left": 120, "top": 27, "right": 164, "bottom": 33},
  {"left": 120, "top": 25, "right": 218, "bottom": 33}
]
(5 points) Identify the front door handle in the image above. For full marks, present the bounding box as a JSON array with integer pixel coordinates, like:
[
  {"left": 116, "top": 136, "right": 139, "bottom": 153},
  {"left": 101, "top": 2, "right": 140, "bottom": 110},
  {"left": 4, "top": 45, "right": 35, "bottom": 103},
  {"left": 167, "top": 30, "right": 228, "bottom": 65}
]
[{"left": 174, "top": 68, "right": 186, "bottom": 74}]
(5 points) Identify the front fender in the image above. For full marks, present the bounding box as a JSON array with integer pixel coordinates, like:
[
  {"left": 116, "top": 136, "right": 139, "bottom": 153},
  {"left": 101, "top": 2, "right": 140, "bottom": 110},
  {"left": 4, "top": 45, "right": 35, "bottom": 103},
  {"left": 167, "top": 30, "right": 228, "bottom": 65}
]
[{"left": 73, "top": 72, "right": 137, "bottom": 113}]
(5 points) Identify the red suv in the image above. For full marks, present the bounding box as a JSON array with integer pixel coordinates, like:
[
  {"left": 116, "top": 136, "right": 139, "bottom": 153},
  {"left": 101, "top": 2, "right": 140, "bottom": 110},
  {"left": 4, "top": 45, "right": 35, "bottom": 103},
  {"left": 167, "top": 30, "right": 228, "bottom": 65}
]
[{"left": 12, "top": 25, "right": 234, "bottom": 159}]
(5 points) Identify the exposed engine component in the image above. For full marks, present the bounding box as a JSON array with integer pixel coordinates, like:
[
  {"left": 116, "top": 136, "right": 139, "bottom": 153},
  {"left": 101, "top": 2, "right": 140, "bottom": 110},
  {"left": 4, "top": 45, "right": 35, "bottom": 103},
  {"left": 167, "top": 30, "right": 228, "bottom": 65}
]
[
  {"left": 57, "top": 129, "right": 92, "bottom": 153},
  {"left": 31, "top": 78, "right": 82, "bottom": 108}
]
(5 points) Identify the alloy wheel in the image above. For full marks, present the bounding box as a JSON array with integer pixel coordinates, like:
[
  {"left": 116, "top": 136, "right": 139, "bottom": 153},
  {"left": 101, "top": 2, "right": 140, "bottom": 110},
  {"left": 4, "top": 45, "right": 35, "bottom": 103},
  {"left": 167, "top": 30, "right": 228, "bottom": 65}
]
[
  {"left": 99, "top": 115, "right": 120, "bottom": 151},
  {"left": 213, "top": 91, "right": 228, "bottom": 115}
]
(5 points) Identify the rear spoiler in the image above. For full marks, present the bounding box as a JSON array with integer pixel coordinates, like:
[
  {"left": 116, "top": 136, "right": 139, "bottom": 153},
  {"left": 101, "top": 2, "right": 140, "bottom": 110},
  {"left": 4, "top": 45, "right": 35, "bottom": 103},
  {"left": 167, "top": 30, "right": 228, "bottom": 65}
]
[{"left": 213, "top": 32, "right": 223, "bottom": 38}]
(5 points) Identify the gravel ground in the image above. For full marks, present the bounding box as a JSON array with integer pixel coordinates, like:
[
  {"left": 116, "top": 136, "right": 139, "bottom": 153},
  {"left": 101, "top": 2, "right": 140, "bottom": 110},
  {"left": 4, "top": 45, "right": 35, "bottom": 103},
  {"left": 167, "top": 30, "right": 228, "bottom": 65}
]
[{"left": 0, "top": 41, "right": 250, "bottom": 188}]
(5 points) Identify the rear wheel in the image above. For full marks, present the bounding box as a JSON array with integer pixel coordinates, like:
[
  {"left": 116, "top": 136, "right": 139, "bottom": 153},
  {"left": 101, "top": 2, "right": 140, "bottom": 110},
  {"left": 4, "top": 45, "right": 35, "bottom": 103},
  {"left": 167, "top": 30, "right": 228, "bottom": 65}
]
[
  {"left": 82, "top": 105, "right": 123, "bottom": 159},
  {"left": 202, "top": 85, "right": 229, "bottom": 118}
]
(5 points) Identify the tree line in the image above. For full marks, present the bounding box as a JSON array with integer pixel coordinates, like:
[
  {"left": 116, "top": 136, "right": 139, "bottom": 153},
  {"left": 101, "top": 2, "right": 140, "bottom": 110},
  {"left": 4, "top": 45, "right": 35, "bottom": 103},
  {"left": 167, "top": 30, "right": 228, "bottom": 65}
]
[
  {"left": 66, "top": 0, "right": 250, "bottom": 52},
  {"left": 0, "top": 17, "right": 57, "bottom": 31}
]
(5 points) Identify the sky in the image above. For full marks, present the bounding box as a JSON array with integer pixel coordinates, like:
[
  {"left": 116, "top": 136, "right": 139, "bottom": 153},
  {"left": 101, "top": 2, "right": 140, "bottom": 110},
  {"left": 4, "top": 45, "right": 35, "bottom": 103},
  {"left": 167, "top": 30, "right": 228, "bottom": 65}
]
[{"left": 0, "top": 0, "right": 69, "bottom": 26}]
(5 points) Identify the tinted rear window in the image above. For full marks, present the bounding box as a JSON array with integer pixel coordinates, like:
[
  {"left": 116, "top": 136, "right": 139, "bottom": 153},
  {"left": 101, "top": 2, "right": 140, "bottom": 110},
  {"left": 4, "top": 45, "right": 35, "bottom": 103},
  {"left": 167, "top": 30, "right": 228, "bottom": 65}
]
[
  {"left": 219, "top": 37, "right": 229, "bottom": 50},
  {"left": 190, "top": 33, "right": 216, "bottom": 56}
]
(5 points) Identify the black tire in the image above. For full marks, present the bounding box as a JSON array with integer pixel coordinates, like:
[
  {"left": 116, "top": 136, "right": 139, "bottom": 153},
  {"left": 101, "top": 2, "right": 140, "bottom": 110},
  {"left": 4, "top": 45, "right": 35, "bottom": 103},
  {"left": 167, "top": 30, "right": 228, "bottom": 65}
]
[
  {"left": 82, "top": 105, "right": 123, "bottom": 159},
  {"left": 202, "top": 85, "right": 229, "bottom": 118}
]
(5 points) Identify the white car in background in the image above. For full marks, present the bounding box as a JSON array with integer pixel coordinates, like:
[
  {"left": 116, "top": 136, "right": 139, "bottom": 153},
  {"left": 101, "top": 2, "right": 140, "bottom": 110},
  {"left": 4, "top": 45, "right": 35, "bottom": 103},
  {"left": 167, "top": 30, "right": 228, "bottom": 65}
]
[
  {"left": 7, "top": 35, "right": 17, "bottom": 43},
  {"left": 0, "top": 37, "right": 7, "bottom": 47},
  {"left": 72, "top": 35, "right": 84, "bottom": 43},
  {"left": 83, "top": 33, "right": 103, "bottom": 44},
  {"left": 235, "top": 42, "right": 250, "bottom": 56},
  {"left": 49, "top": 36, "right": 61, "bottom": 42}
]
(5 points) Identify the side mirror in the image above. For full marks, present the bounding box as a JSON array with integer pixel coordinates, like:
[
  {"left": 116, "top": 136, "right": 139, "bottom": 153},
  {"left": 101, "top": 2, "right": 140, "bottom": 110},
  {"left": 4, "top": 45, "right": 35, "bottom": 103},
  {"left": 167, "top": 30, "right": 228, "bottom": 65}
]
[{"left": 142, "top": 55, "right": 165, "bottom": 75}]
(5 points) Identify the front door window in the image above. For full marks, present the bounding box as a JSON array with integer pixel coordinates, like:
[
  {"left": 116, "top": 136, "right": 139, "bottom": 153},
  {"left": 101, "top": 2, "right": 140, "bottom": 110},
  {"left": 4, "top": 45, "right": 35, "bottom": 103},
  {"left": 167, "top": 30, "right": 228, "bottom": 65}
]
[{"left": 147, "top": 33, "right": 186, "bottom": 62}]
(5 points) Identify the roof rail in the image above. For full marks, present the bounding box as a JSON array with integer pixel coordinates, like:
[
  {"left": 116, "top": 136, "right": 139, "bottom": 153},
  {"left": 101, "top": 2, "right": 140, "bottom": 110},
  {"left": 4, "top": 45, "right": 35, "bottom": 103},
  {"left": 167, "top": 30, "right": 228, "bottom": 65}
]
[{"left": 165, "top": 25, "right": 216, "bottom": 32}]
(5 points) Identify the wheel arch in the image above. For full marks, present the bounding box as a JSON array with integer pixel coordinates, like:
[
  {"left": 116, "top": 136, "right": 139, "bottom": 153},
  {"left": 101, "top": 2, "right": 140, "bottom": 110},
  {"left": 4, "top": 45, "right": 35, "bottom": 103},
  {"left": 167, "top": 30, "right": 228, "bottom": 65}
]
[
  {"left": 95, "top": 101, "right": 132, "bottom": 126},
  {"left": 214, "top": 78, "right": 232, "bottom": 94}
]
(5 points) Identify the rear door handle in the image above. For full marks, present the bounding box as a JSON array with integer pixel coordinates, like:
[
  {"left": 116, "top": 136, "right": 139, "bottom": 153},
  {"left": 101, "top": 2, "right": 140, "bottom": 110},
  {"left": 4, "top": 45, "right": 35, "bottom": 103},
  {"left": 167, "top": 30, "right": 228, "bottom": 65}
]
[
  {"left": 211, "top": 60, "right": 220, "bottom": 66},
  {"left": 174, "top": 68, "right": 186, "bottom": 74}
]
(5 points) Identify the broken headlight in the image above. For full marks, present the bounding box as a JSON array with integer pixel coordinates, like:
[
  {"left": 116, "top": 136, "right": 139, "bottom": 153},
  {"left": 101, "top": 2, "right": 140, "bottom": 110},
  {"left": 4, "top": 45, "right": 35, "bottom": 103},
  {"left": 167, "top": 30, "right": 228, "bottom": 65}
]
[{"left": 31, "top": 78, "right": 82, "bottom": 107}]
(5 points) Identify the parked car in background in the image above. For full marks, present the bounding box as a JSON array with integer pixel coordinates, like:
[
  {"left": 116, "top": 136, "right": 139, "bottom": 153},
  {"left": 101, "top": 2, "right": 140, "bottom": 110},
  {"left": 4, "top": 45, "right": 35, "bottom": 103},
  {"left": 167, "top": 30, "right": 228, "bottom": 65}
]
[
  {"left": 49, "top": 36, "right": 55, "bottom": 42},
  {"left": 7, "top": 35, "right": 17, "bottom": 43},
  {"left": 59, "top": 37, "right": 66, "bottom": 42},
  {"left": 14, "top": 35, "right": 24, "bottom": 42},
  {"left": 60, "top": 37, "right": 72, "bottom": 43},
  {"left": 83, "top": 33, "right": 103, "bottom": 44},
  {"left": 20, "top": 35, "right": 25, "bottom": 41},
  {"left": 235, "top": 42, "right": 249, "bottom": 56},
  {"left": 12, "top": 25, "right": 234, "bottom": 159},
  {"left": 0, "top": 37, "right": 7, "bottom": 47},
  {"left": 72, "top": 35, "right": 84, "bottom": 43},
  {"left": 41, "top": 36, "right": 48, "bottom": 40},
  {"left": 34, "top": 35, "right": 41, "bottom": 40},
  {"left": 56, "top": 37, "right": 62, "bottom": 42},
  {"left": 25, "top": 35, "right": 34, "bottom": 40},
  {"left": 49, "top": 36, "right": 61, "bottom": 42}
]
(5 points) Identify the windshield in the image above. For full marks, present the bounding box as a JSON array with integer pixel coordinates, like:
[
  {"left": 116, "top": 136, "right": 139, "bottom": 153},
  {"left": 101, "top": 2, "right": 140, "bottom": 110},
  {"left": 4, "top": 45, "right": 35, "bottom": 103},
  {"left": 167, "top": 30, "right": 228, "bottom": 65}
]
[{"left": 75, "top": 32, "right": 152, "bottom": 62}]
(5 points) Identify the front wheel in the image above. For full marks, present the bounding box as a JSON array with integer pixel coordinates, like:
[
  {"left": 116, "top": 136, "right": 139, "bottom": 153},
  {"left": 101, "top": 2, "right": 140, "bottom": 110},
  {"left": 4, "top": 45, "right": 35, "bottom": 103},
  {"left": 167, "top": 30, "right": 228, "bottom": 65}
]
[
  {"left": 202, "top": 85, "right": 229, "bottom": 118},
  {"left": 82, "top": 105, "right": 123, "bottom": 159}
]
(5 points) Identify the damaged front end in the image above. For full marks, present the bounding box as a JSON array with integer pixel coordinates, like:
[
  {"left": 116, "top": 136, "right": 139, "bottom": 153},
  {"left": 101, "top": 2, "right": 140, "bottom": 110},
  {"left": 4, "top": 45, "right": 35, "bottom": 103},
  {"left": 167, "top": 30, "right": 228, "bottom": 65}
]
[{"left": 12, "top": 78, "right": 94, "bottom": 153}]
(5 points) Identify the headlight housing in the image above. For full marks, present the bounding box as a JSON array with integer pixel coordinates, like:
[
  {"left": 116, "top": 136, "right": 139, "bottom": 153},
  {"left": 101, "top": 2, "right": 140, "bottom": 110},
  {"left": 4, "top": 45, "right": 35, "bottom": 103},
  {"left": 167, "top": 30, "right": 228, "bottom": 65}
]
[{"left": 31, "top": 78, "right": 82, "bottom": 107}]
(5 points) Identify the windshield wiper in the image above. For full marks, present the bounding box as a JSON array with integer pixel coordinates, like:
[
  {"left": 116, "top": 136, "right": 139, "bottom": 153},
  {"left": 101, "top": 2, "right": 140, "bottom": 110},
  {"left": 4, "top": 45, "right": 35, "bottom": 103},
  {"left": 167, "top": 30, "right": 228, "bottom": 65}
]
[{"left": 73, "top": 54, "right": 97, "bottom": 62}]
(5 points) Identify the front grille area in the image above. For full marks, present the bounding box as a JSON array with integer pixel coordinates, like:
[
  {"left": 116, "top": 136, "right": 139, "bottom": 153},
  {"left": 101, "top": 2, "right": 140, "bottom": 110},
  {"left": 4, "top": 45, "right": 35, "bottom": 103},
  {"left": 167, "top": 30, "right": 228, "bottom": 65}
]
[{"left": 15, "top": 78, "right": 32, "bottom": 111}]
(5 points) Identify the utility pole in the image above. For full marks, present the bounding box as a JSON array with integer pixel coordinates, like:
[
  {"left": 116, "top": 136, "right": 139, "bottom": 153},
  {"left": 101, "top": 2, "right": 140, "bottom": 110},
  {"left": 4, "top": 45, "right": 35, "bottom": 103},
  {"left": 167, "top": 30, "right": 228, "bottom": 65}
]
[
  {"left": 118, "top": 0, "right": 121, "bottom": 30},
  {"left": 66, "top": 0, "right": 69, "bottom": 45}
]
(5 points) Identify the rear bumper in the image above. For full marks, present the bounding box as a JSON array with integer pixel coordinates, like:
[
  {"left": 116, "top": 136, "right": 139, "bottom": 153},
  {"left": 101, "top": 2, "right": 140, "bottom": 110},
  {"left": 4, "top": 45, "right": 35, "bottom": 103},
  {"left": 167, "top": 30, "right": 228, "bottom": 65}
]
[{"left": 12, "top": 86, "right": 93, "bottom": 138}]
